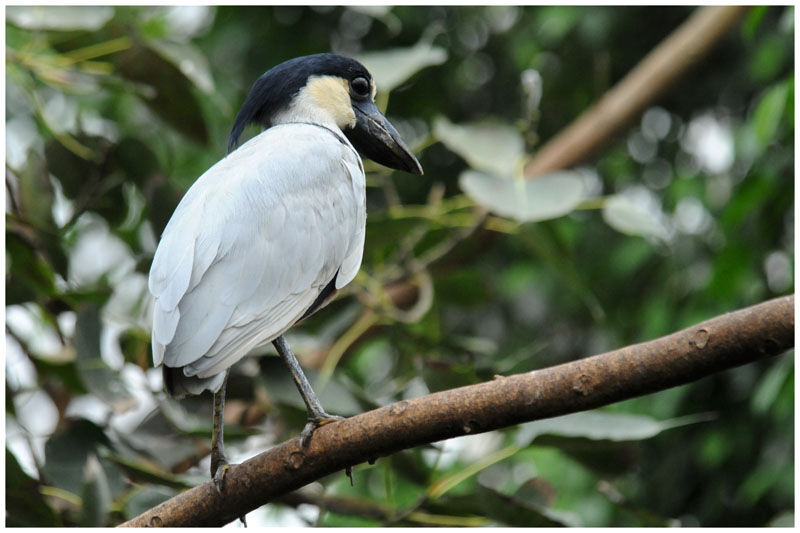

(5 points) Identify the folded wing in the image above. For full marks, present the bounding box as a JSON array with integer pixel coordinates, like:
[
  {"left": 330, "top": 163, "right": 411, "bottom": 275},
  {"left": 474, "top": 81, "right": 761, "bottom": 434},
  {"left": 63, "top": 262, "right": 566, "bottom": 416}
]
[{"left": 149, "top": 124, "right": 366, "bottom": 395}]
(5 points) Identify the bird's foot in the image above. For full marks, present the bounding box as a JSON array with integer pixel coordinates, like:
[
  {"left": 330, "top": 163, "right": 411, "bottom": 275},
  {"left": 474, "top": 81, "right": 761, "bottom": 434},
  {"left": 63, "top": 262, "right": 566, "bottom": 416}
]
[
  {"left": 212, "top": 461, "right": 247, "bottom": 526},
  {"left": 212, "top": 460, "right": 233, "bottom": 494},
  {"left": 299, "top": 413, "right": 344, "bottom": 447},
  {"left": 211, "top": 447, "right": 238, "bottom": 495}
]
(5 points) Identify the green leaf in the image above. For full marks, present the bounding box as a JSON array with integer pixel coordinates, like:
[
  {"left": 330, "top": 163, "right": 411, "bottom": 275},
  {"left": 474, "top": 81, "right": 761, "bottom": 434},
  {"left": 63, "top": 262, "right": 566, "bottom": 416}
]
[
  {"left": 36, "top": 227, "right": 70, "bottom": 278},
  {"left": 430, "top": 486, "right": 579, "bottom": 527},
  {"left": 80, "top": 454, "right": 112, "bottom": 527},
  {"left": 750, "top": 354, "right": 793, "bottom": 415},
  {"left": 460, "top": 170, "right": 586, "bottom": 222},
  {"left": 428, "top": 444, "right": 519, "bottom": 499},
  {"left": 748, "top": 34, "right": 791, "bottom": 83},
  {"left": 17, "top": 151, "right": 55, "bottom": 229},
  {"left": 742, "top": 6, "right": 768, "bottom": 41},
  {"left": 767, "top": 511, "right": 794, "bottom": 527},
  {"left": 116, "top": 403, "right": 207, "bottom": 471},
  {"left": 93, "top": 177, "right": 129, "bottom": 228},
  {"left": 74, "top": 305, "right": 135, "bottom": 408},
  {"left": 515, "top": 411, "right": 706, "bottom": 446},
  {"left": 148, "top": 39, "right": 215, "bottom": 93},
  {"left": 536, "top": 6, "right": 581, "bottom": 45},
  {"left": 5, "top": 229, "right": 59, "bottom": 305},
  {"left": 751, "top": 80, "right": 790, "bottom": 150},
  {"left": 356, "top": 40, "right": 447, "bottom": 93},
  {"left": 123, "top": 486, "right": 177, "bottom": 520},
  {"left": 41, "top": 418, "right": 111, "bottom": 496},
  {"left": 104, "top": 451, "right": 191, "bottom": 490},
  {"left": 434, "top": 117, "right": 525, "bottom": 177},
  {"left": 515, "top": 446, "right": 600, "bottom": 515},
  {"left": 601, "top": 194, "right": 670, "bottom": 241},
  {"left": 6, "top": 448, "right": 61, "bottom": 527},
  {"left": 7, "top": 6, "right": 114, "bottom": 31},
  {"left": 737, "top": 463, "right": 790, "bottom": 506},
  {"left": 476, "top": 483, "right": 580, "bottom": 527}
]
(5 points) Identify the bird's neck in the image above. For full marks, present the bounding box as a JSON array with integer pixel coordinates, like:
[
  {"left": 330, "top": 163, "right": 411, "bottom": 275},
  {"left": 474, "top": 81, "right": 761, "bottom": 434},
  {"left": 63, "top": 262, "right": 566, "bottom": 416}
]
[
  {"left": 272, "top": 76, "right": 356, "bottom": 131},
  {"left": 271, "top": 106, "right": 339, "bottom": 131}
]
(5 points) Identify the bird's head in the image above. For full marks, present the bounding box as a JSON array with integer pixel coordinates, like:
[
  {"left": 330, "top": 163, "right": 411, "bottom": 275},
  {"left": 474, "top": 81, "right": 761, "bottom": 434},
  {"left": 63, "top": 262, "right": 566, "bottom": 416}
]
[{"left": 227, "top": 53, "right": 423, "bottom": 175}]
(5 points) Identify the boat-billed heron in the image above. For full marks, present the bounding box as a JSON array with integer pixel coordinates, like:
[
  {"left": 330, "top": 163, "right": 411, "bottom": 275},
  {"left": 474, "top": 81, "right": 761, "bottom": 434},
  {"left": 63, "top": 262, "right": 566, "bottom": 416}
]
[{"left": 148, "top": 53, "right": 423, "bottom": 489}]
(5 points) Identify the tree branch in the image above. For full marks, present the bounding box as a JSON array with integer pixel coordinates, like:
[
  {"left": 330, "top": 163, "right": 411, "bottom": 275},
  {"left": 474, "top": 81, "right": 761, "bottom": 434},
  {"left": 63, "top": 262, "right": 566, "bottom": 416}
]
[
  {"left": 524, "top": 5, "right": 749, "bottom": 177},
  {"left": 119, "top": 295, "right": 794, "bottom": 527}
]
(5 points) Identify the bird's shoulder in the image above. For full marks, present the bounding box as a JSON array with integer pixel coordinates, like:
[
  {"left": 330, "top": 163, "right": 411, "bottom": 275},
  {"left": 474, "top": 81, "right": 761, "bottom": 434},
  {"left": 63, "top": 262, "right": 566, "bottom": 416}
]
[
  {"left": 234, "top": 122, "right": 360, "bottom": 167},
  {"left": 155, "top": 122, "right": 361, "bottom": 243}
]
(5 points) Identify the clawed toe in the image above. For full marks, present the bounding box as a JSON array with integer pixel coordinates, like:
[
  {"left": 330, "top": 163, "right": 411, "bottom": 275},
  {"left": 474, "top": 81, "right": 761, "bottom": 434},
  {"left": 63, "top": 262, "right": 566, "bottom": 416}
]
[
  {"left": 212, "top": 461, "right": 247, "bottom": 525},
  {"left": 299, "top": 413, "right": 344, "bottom": 447},
  {"left": 212, "top": 461, "right": 232, "bottom": 494}
]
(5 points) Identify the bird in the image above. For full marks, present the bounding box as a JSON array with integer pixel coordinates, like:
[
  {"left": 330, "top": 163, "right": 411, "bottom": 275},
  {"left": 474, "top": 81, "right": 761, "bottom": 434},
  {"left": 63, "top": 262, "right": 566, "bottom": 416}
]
[{"left": 148, "top": 53, "right": 423, "bottom": 490}]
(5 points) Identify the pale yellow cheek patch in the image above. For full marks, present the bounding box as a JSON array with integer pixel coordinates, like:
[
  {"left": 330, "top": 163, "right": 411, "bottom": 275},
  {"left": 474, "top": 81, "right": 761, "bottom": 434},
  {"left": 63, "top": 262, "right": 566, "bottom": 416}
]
[{"left": 306, "top": 76, "right": 356, "bottom": 129}]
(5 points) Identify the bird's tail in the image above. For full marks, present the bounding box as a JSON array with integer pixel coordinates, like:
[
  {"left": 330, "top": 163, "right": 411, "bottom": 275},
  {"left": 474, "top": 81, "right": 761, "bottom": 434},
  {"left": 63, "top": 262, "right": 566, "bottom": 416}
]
[{"left": 163, "top": 365, "right": 226, "bottom": 397}]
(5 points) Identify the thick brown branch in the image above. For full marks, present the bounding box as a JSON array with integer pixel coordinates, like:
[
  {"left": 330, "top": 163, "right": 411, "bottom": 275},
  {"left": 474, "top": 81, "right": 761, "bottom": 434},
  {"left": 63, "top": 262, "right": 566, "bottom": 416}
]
[
  {"left": 524, "top": 6, "right": 749, "bottom": 177},
  {"left": 119, "top": 295, "right": 793, "bottom": 527}
]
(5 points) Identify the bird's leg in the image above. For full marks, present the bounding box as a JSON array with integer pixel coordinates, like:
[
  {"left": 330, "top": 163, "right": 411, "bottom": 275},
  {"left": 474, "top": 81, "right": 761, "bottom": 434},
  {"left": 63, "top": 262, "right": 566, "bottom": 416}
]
[
  {"left": 273, "top": 335, "right": 343, "bottom": 446},
  {"left": 210, "top": 370, "right": 232, "bottom": 493},
  {"left": 209, "top": 372, "right": 248, "bottom": 525}
]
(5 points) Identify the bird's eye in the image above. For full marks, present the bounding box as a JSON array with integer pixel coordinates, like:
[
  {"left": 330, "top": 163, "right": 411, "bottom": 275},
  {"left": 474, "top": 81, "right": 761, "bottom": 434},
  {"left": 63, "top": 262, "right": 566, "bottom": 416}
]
[{"left": 350, "top": 76, "right": 370, "bottom": 98}]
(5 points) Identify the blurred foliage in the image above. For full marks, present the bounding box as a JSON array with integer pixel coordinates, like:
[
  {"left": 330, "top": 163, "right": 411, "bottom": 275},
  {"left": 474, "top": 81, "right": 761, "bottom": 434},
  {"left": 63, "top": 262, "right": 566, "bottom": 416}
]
[{"left": 5, "top": 5, "right": 794, "bottom": 527}]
